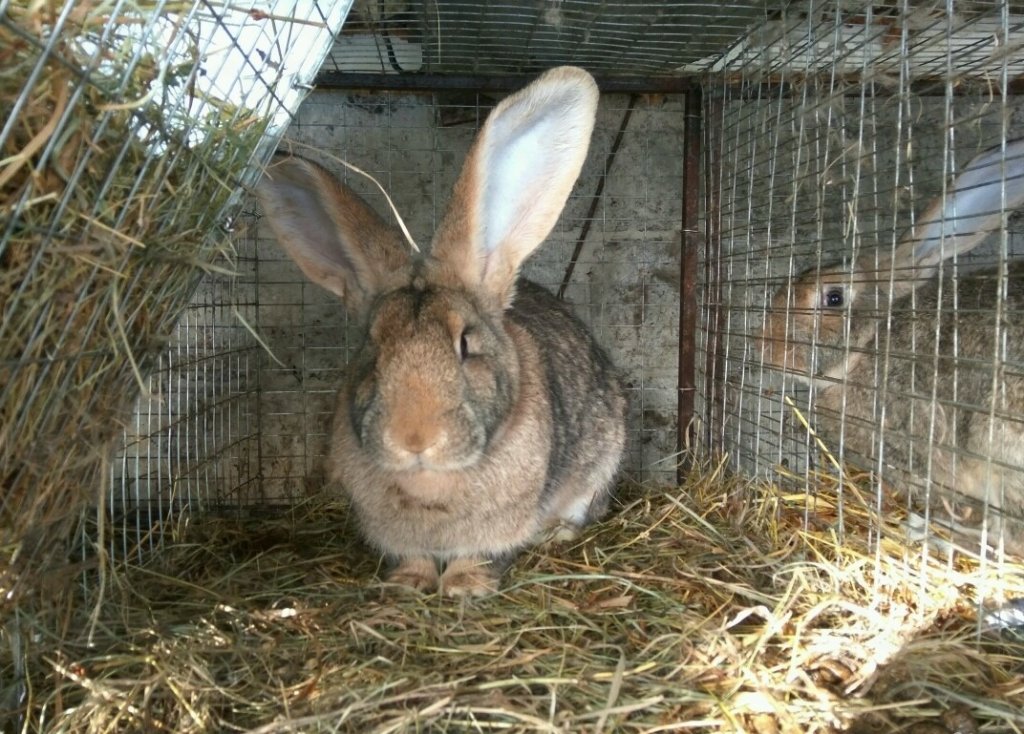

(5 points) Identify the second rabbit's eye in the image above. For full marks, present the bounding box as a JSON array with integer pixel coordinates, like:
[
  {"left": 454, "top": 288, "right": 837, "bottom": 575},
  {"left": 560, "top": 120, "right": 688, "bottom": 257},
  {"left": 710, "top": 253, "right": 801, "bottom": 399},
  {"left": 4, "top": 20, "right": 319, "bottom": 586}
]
[
  {"left": 822, "top": 287, "right": 844, "bottom": 308},
  {"left": 459, "top": 331, "right": 470, "bottom": 361}
]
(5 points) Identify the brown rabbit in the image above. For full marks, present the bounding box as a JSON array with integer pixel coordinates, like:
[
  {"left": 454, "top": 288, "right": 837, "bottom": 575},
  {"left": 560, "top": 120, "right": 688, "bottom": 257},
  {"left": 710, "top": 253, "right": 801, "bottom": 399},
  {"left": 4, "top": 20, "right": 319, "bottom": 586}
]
[
  {"left": 255, "top": 67, "right": 627, "bottom": 595},
  {"left": 760, "top": 139, "right": 1024, "bottom": 555}
]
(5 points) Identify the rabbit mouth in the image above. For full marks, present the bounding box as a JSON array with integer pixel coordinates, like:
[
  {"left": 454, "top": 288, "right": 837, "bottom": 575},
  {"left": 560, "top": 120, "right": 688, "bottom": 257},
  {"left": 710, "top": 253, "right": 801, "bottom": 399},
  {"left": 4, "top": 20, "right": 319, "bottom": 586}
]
[
  {"left": 381, "top": 450, "right": 483, "bottom": 473},
  {"left": 395, "top": 454, "right": 483, "bottom": 472}
]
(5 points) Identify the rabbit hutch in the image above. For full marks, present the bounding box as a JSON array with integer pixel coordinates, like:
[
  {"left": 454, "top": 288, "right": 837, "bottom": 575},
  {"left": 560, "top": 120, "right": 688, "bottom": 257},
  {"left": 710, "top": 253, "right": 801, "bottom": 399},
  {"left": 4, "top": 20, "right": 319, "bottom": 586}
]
[{"left": 4, "top": 0, "right": 1024, "bottom": 731}]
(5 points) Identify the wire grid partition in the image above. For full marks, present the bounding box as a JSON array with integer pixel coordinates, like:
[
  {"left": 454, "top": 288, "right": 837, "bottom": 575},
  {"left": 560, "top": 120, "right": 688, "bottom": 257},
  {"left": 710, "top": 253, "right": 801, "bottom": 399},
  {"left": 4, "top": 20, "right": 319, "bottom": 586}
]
[
  {"left": 698, "top": 2, "right": 1024, "bottom": 558},
  {"left": 108, "top": 249, "right": 263, "bottom": 563},
  {"left": 245, "top": 87, "right": 686, "bottom": 500},
  {"left": 322, "top": 0, "right": 765, "bottom": 78},
  {"left": 0, "top": 1, "right": 351, "bottom": 595}
]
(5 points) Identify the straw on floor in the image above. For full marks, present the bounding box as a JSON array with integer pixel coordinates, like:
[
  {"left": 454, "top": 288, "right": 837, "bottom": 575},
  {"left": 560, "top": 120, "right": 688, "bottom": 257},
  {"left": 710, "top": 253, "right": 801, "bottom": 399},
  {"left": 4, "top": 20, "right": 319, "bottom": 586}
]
[{"left": 7, "top": 461, "right": 1023, "bottom": 733}]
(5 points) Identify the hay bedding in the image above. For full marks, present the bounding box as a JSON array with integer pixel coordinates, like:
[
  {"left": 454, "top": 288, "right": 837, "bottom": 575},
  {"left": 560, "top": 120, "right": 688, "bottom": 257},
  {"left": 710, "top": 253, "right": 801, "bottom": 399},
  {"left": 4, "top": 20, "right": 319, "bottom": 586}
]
[{"left": 7, "top": 465, "right": 1023, "bottom": 733}]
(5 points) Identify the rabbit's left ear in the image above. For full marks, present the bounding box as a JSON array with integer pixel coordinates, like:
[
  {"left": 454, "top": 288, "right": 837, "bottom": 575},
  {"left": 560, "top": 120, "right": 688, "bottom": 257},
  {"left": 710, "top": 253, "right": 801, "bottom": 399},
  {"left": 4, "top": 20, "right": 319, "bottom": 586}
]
[
  {"left": 431, "top": 66, "right": 599, "bottom": 308},
  {"left": 892, "top": 138, "right": 1024, "bottom": 278}
]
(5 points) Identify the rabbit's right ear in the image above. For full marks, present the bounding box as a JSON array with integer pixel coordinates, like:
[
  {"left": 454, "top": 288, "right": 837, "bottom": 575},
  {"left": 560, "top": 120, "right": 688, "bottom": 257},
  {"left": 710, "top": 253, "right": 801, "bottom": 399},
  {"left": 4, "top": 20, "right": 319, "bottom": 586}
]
[
  {"left": 256, "top": 156, "right": 411, "bottom": 315},
  {"left": 430, "top": 66, "right": 599, "bottom": 309},
  {"left": 888, "top": 139, "right": 1024, "bottom": 286}
]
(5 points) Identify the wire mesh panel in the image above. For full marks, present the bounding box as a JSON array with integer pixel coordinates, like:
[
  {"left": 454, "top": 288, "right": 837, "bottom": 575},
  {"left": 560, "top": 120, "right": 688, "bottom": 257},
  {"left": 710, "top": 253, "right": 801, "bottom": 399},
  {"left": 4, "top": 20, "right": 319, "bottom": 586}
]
[
  {"left": 701, "top": 3, "right": 1024, "bottom": 557},
  {"left": 1, "top": 1, "right": 352, "bottom": 597},
  {"left": 323, "top": 0, "right": 766, "bottom": 77},
  {"left": 245, "top": 88, "right": 685, "bottom": 498},
  {"left": 109, "top": 249, "right": 264, "bottom": 562}
]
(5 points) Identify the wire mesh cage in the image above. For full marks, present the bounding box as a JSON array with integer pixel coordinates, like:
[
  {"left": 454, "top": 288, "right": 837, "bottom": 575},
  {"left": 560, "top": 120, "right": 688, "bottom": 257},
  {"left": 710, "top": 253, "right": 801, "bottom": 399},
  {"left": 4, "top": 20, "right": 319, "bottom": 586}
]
[
  {"left": 5, "top": 0, "right": 1024, "bottom": 731},
  {"left": 700, "top": 3, "right": 1024, "bottom": 559}
]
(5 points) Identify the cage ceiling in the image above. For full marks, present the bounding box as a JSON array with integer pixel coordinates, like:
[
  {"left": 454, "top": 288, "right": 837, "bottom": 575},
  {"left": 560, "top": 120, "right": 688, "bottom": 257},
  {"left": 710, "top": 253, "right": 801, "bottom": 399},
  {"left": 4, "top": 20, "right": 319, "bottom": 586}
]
[
  {"left": 323, "top": 0, "right": 765, "bottom": 78},
  {"left": 321, "top": 0, "right": 1024, "bottom": 83}
]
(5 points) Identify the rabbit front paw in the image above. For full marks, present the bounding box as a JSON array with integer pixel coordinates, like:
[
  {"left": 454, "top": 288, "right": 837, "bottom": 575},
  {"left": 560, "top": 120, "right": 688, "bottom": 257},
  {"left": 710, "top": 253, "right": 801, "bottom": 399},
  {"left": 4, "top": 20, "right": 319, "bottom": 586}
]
[
  {"left": 385, "top": 557, "right": 440, "bottom": 593},
  {"left": 537, "top": 520, "right": 582, "bottom": 545},
  {"left": 440, "top": 557, "right": 499, "bottom": 597}
]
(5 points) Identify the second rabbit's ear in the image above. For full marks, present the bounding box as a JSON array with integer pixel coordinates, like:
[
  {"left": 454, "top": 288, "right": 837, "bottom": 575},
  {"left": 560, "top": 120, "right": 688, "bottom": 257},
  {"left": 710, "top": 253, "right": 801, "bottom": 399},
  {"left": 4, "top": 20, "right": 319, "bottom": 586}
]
[
  {"left": 889, "top": 139, "right": 1024, "bottom": 285},
  {"left": 256, "top": 156, "right": 411, "bottom": 316},
  {"left": 430, "top": 66, "right": 599, "bottom": 309}
]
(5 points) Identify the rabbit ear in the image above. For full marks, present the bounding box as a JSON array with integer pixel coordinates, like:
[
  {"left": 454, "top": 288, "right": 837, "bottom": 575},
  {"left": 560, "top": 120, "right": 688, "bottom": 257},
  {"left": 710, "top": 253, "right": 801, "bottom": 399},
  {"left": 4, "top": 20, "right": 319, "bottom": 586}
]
[
  {"left": 256, "top": 156, "right": 411, "bottom": 314},
  {"left": 430, "top": 66, "right": 599, "bottom": 308},
  {"left": 889, "top": 138, "right": 1024, "bottom": 283}
]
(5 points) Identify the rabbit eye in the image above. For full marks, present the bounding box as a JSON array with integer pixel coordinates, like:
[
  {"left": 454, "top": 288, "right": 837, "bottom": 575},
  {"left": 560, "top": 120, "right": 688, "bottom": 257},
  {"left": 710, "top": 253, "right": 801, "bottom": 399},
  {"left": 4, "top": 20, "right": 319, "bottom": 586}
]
[
  {"left": 453, "top": 320, "right": 489, "bottom": 363},
  {"left": 457, "top": 327, "right": 484, "bottom": 362},
  {"left": 822, "top": 287, "right": 844, "bottom": 308}
]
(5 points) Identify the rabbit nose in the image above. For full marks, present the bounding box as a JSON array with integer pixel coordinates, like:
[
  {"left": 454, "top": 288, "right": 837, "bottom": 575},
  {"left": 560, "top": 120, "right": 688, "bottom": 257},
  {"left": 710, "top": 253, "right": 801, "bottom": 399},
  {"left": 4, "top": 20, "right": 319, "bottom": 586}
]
[
  {"left": 381, "top": 406, "right": 445, "bottom": 455},
  {"left": 382, "top": 372, "right": 447, "bottom": 457},
  {"left": 394, "top": 425, "right": 441, "bottom": 455}
]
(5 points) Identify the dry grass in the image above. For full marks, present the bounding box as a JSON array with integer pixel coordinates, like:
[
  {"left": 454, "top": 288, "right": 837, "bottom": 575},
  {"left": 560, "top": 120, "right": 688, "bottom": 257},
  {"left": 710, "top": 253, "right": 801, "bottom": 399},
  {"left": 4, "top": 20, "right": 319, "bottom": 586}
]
[
  {"left": 0, "top": 2, "right": 265, "bottom": 607},
  {"left": 5, "top": 462, "right": 1023, "bottom": 733}
]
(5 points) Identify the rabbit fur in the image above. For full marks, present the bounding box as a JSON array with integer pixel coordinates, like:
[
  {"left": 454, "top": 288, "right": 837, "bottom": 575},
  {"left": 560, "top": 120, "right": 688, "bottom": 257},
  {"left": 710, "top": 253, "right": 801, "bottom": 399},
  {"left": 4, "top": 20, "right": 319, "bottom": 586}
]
[
  {"left": 255, "top": 67, "right": 627, "bottom": 596},
  {"left": 760, "top": 139, "right": 1024, "bottom": 555}
]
